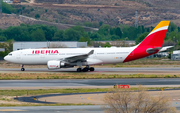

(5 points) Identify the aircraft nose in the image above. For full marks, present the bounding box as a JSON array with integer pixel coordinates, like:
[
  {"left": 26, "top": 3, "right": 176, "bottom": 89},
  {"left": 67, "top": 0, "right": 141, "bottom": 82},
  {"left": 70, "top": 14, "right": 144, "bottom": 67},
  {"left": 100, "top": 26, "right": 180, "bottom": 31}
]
[{"left": 4, "top": 56, "right": 8, "bottom": 61}]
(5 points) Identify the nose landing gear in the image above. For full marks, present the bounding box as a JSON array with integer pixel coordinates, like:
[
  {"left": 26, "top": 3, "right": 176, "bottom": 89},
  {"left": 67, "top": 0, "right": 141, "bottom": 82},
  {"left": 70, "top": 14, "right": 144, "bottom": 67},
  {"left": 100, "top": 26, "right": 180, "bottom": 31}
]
[{"left": 21, "top": 64, "right": 25, "bottom": 71}]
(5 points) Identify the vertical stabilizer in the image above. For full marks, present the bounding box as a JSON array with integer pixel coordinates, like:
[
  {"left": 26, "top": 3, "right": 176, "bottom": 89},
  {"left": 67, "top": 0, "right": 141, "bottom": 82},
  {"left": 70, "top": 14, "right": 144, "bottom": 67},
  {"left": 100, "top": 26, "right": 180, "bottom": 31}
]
[
  {"left": 123, "top": 21, "right": 170, "bottom": 62},
  {"left": 138, "top": 21, "right": 170, "bottom": 47}
]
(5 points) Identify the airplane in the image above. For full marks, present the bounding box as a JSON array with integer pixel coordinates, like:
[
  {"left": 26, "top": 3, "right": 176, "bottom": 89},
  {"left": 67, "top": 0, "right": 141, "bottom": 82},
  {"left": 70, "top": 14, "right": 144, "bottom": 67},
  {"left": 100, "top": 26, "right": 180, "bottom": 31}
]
[{"left": 4, "top": 21, "right": 172, "bottom": 72}]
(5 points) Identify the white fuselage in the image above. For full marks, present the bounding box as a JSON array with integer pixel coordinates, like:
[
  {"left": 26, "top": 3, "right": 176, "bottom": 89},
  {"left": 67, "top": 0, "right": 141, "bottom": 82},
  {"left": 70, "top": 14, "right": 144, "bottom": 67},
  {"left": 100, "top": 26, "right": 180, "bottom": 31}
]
[{"left": 4, "top": 47, "right": 135, "bottom": 66}]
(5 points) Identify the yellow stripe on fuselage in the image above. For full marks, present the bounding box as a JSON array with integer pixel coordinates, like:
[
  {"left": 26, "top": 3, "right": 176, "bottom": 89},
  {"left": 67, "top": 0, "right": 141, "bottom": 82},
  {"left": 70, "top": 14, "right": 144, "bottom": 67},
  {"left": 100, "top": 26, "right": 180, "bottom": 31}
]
[{"left": 151, "top": 21, "right": 170, "bottom": 33}]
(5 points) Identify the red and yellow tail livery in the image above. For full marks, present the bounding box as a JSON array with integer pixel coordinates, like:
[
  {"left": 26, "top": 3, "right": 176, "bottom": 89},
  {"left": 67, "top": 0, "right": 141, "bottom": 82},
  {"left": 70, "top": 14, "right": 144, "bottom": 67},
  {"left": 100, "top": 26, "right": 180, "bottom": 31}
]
[{"left": 124, "top": 21, "right": 170, "bottom": 62}]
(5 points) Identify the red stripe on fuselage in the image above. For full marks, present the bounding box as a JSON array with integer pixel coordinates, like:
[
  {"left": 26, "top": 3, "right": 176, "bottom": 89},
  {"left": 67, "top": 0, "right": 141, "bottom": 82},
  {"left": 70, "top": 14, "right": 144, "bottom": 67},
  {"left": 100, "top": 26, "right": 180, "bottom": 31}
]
[{"left": 123, "top": 30, "right": 167, "bottom": 62}]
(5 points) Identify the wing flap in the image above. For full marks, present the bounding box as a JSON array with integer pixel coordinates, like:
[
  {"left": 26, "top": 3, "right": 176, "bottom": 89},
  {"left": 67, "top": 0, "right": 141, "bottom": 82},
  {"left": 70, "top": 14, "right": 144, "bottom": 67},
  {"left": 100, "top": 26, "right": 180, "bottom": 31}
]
[{"left": 62, "top": 50, "right": 94, "bottom": 63}]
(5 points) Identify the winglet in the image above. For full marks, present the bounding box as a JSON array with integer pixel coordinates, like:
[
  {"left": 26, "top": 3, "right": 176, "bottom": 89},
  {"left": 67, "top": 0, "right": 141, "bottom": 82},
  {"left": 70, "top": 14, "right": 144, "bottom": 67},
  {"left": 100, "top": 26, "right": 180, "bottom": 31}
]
[{"left": 88, "top": 50, "right": 94, "bottom": 55}]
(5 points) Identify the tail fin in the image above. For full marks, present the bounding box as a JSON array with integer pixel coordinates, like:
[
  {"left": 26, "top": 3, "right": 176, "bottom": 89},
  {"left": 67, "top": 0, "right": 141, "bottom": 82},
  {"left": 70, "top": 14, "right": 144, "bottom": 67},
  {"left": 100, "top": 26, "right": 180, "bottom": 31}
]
[
  {"left": 139, "top": 21, "right": 170, "bottom": 47},
  {"left": 123, "top": 21, "right": 170, "bottom": 62}
]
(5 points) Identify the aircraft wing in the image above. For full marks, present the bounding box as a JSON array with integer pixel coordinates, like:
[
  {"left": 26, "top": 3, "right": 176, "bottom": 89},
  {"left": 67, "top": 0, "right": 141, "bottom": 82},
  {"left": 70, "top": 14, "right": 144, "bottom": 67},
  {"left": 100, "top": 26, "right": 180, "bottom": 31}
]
[{"left": 61, "top": 50, "right": 94, "bottom": 63}]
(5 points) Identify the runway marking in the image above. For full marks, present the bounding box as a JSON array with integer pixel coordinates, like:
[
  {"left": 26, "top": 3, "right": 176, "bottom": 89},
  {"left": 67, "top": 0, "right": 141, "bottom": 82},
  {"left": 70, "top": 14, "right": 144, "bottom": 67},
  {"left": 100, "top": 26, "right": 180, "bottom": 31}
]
[
  {"left": 87, "top": 97, "right": 92, "bottom": 100},
  {"left": 0, "top": 109, "right": 26, "bottom": 111}
]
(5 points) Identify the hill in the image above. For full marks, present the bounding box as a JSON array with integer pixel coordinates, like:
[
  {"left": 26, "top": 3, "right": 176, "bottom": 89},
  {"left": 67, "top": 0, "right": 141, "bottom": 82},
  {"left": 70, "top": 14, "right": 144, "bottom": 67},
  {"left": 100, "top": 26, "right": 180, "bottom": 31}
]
[
  {"left": 0, "top": 13, "right": 70, "bottom": 29},
  {"left": 10, "top": 0, "right": 180, "bottom": 27}
]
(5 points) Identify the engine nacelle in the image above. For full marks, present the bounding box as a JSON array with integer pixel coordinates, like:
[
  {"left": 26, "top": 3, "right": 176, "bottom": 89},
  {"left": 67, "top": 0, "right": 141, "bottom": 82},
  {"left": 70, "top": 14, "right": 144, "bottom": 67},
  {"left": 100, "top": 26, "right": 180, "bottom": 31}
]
[{"left": 47, "top": 60, "right": 65, "bottom": 69}]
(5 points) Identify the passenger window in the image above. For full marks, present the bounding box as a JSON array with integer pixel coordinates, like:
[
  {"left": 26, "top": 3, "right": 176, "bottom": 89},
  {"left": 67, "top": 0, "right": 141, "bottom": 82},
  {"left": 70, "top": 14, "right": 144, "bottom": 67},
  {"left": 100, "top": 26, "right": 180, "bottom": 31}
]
[{"left": 9, "top": 54, "right": 12, "bottom": 56}]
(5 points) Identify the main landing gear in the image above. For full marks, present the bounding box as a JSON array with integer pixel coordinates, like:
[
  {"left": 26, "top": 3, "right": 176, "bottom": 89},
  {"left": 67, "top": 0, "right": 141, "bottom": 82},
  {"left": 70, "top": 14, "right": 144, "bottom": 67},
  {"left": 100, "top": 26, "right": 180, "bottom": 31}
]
[
  {"left": 21, "top": 64, "right": 25, "bottom": 71},
  {"left": 77, "top": 65, "right": 95, "bottom": 72}
]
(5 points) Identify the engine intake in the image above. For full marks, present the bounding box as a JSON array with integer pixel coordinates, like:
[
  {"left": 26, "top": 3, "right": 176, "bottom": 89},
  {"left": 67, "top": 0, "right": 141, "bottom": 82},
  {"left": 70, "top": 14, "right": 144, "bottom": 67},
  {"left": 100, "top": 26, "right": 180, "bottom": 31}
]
[{"left": 47, "top": 60, "right": 66, "bottom": 69}]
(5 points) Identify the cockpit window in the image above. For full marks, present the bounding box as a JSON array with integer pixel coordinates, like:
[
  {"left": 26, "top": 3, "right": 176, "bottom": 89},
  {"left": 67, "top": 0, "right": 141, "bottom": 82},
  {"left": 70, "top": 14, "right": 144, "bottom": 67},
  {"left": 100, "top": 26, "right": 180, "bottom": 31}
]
[{"left": 8, "top": 54, "right": 12, "bottom": 56}]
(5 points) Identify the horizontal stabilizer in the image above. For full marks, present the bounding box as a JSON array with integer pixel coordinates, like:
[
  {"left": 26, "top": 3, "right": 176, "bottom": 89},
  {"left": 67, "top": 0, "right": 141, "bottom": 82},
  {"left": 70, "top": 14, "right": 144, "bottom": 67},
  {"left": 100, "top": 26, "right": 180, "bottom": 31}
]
[
  {"left": 159, "top": 46, "right": 174, "bottom": 52},
  {"left": 146, "top": 47, "right": 162, "bottom": 54}
]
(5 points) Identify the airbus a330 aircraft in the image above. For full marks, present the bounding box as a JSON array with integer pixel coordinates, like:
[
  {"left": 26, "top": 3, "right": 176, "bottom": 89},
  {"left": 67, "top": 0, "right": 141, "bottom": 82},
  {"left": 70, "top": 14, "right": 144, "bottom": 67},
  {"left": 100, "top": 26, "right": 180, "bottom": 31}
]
[{"left": 4, "top": 21, "right": 172, "bottom": 72}]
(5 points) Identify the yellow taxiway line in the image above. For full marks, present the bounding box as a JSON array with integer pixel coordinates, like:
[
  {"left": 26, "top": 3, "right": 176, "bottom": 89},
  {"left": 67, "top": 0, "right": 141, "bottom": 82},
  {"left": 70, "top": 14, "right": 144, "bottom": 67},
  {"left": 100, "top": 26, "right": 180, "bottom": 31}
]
[{"left": 0, "top": 109, "right": 26, "bottom": 111}]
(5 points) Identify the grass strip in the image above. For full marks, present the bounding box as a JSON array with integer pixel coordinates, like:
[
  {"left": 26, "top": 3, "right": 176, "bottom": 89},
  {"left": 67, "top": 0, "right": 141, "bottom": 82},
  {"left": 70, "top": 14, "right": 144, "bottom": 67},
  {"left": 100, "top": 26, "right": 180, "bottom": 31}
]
[
  {"left": 0, "top": 73, "right": 179, "bottom": 80},
  {"left": 0, "top": 88, "right": 109, "bottom": 96}
]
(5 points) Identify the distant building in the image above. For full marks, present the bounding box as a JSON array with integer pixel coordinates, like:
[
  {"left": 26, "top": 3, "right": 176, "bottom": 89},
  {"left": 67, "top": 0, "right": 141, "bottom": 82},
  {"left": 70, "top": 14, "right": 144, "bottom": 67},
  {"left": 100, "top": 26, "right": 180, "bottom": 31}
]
[
  {"left": 0, "top": 48, "right": 5, "bottom": 52},
  {"left": 94, "top": 41, "right": 135, "bottom": 47},
  {"left": 171, "top": 50, "right": 180, "bottom": 60},
  {"left": 3, "top": 0, "right": 13, "bottom": 3},
  {"left": 146, "top": 52, "right": 169, "bottom": 58},
  {"left": 13, "top": 41, "right": 87, "bottom": 51}
]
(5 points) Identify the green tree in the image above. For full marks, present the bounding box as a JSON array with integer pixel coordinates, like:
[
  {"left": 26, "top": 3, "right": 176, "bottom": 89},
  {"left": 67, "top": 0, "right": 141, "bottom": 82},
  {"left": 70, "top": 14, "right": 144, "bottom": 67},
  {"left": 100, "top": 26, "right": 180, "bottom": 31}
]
[
  {"left": 63, "top": 28, "right": 81, "bottom": 41},
  {"left": 0, "top": 35, "right": 7, "bottom": 41},
  {"left": 83, "top": 22, "right": 92, "bottom": 27},
  {"left": 92, "top": 21, "right": 99, "bottom": 28},
  {"left": 0, "top": 39, "right": 14, "bottom": 57},
  {"left": 99, "top": 21, "right": 103, "bottom": 27},
  {"left": 40, "top": 25, "right": 57, "bottom": 41},
  {"left": 136, "top": 32, "right": 149, "bottom": 44},
  {"left": 71, "top": 26, "right": 89, "bottom": 39},
  {"left": 115, "top": 27, "right": 122, "bottom": 38},
  {"left": 2, "top": 2, "right": 15, "bottom": 14},
  {"left": 142, "top": 25, "right": 145, "bottom": 33},
  {"left": 89, "top": 32, "right": 102, "bottom": 41},
  {"left": 52, "top": 30, "right": 64, "bottom": 41},
  {"left": 78, "top": 37, "right": 91, "bottom": 45},
  {"left": 168, "top": 22, "right": 177, "bottom": 32},
  {"left": 104, "top": 42, "right": 111, "bottom": 47},
  {"left": 110, "top": 35, "right": 120, "bottom": 41},
  {"left": 98, "top": 24, "right": 110, "bottom": 35},
  {"left": 35, "top": 14, "right": 40, "bottom": 19},
  {"left": 110, "top": 27, "right": 116, "bottom": 35},
  {"left": 31, "top": 29, "right": 46, "bottom": 41},
  {"left": 137, "top": 26, "right": 142, "bottom": 34}
]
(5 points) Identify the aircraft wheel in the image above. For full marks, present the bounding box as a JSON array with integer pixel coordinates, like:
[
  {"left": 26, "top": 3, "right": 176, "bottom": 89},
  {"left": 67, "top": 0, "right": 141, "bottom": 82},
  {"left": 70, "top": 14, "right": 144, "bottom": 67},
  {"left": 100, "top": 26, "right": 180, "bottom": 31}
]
[
  {"left": 83, "top": 68, "right": 89, "bottom": 72},
  {"left": 89, "top": 67, "right": 95, "bottom": 71},
  {"left": 77, "top": 68, "right": 82, "bottom": 72},
  {"left": 21, "top": 68, "right": 25, "bottom": 71}
]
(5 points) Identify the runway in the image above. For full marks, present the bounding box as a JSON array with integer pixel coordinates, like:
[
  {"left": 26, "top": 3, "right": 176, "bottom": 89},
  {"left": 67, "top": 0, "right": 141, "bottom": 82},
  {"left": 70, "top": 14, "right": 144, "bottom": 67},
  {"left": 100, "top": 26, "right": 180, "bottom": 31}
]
[
  {"left": 0, "top": 67, "right": 180, "bottom": 74},
  {"left": 1, "top": 78, "right": 180, "bottom": 89}
]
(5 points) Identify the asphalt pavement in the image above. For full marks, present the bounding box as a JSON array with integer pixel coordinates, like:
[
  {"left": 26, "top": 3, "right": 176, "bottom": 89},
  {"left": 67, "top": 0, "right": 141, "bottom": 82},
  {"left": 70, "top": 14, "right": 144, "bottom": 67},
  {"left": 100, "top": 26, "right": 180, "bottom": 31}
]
[
  {"left": 0, "top": 105, "right": 106, "bottom": 113},
  {"left": 0, "top": 67, "right": 180, "bottom": 74},
  {"left": 0, "top": 104, "right": 179, "bottom": 113},
  {"left": 1, "top": 78, "right": 180, "bottom": 88}
]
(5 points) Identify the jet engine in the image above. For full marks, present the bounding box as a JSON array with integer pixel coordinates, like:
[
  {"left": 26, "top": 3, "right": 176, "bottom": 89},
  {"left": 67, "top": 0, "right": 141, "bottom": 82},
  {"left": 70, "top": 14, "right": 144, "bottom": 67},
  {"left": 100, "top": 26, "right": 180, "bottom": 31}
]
[{"left": 47, "top": 60, "right": 66, "bottom": 69}]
